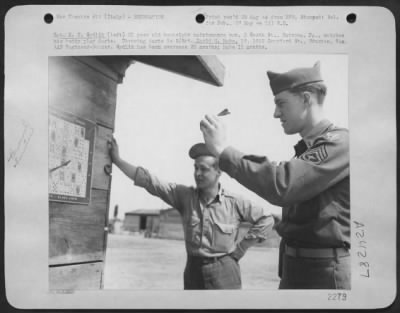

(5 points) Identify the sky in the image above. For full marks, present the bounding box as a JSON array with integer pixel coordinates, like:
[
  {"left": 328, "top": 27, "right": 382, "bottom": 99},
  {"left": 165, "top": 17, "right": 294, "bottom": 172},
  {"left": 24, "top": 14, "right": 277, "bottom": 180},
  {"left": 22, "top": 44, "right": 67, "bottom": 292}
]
[{"left": 109, "top": 54, "right": 348, "bottom": 218}]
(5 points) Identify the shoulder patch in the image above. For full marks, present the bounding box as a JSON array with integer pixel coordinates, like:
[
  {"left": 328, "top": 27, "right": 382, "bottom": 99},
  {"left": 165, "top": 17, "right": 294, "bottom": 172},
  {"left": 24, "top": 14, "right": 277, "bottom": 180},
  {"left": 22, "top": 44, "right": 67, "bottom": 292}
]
[{"left": 300, "top": 145, "right": 328, "bottom": 164}]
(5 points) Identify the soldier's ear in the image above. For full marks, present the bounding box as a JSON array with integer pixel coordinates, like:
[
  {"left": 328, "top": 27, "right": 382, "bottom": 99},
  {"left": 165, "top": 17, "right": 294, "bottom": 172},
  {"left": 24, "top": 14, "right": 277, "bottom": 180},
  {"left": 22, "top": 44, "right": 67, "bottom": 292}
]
[{"left": 303, "top": 91, "right": 312, "bottom": 106}]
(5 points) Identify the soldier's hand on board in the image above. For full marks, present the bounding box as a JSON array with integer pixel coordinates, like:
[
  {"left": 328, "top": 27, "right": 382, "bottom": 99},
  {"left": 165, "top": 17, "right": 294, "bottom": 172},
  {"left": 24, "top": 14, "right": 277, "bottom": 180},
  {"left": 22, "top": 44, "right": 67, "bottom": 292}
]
[
  {"left": 200, "top": 114, "right": 228, "bottom": 157},
  {"left": 108, "top": 136, "right": 120, "bottom": 163}
]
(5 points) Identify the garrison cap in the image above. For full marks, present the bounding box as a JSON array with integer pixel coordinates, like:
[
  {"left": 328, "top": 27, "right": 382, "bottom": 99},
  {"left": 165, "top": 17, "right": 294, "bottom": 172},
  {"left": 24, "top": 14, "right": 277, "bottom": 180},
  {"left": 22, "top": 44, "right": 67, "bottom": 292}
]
[
  {"left": 189, "top": 143, "right": 215, "bottom": 159},
  {"left": 267, "top": 61, "right": 323, "bottom": 96}
]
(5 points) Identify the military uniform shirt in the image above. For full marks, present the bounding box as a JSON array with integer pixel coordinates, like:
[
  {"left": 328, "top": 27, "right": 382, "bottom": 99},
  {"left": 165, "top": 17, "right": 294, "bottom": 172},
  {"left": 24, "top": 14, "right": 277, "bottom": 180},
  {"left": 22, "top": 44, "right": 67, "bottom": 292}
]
[
  {"left": 134, "top": 167, "right": 274, "bottom": 257},
  {"left": 218, "top": 119, "right": 350, "bottom": 248}
]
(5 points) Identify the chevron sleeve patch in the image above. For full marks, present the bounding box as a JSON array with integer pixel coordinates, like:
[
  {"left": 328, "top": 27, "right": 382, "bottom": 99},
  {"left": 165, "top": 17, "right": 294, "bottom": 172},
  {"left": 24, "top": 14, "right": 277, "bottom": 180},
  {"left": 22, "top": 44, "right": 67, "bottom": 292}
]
[{"left": 300, "top": 145, "right": 328, "bottom": 164}]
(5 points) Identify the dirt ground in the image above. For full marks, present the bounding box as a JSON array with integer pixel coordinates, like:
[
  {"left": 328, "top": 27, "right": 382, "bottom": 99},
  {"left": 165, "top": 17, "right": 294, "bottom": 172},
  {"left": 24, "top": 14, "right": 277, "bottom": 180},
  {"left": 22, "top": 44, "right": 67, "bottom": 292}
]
[{"left": 103, "top": 234, "right": 280, "bottom": 290}]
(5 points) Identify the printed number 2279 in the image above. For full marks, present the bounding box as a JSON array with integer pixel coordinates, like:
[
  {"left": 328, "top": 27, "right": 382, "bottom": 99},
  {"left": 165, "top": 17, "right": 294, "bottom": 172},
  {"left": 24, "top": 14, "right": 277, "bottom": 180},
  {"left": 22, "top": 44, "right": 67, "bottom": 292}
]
[{"left": 328, "top": 293, "right": 347, "bottom": 301}]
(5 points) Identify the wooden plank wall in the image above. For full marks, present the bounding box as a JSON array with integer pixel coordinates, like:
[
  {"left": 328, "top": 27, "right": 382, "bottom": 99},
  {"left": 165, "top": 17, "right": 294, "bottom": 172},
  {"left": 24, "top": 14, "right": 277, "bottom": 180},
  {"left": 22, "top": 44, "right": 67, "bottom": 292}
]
[
  {"left": 48, "top": 56, "right": 130, "bottom": 290},
  {"left": 49, "top": 262, "right": 103, "bottom": 290}
]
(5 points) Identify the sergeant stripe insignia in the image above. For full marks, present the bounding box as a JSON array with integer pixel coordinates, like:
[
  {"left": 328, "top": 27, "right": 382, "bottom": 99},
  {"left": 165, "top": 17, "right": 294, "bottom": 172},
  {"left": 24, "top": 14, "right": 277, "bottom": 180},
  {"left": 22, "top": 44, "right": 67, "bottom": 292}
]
[{"left": 300, "top": 145, "right": 328, "bottom": 164}]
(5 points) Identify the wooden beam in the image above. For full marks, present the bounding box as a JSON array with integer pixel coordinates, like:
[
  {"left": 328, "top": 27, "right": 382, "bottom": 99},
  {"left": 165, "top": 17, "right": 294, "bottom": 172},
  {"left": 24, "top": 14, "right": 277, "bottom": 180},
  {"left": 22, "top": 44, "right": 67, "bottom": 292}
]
[
  {"left": 130, "top": 55, "right": 225, "bottom": 87},
  {"left": 195, "top": 55, "right": 225, "bottom": 86}
]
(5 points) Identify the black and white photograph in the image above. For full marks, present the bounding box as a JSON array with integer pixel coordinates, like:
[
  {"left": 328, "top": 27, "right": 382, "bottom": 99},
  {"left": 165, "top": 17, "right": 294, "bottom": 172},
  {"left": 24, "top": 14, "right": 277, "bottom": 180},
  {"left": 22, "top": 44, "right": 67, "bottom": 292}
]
[
  {"left": 47, "top": 54, "right": 349, "bottom": 291},
  {"left": 4, "top": 5, "right": 396, "bottom": 310}
]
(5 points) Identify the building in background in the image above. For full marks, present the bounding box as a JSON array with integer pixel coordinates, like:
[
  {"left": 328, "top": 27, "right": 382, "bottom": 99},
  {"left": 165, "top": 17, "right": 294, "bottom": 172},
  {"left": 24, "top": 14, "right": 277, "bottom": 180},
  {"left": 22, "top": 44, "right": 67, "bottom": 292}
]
[
  {"left": 123, "top": 208, "right": 184, "bottom": 240},
  {"left": 123, "top": 208, "right": 184, "bottom": 239},
  {"left": 123, "top": 209, "right": 162, "bottom": 237}
]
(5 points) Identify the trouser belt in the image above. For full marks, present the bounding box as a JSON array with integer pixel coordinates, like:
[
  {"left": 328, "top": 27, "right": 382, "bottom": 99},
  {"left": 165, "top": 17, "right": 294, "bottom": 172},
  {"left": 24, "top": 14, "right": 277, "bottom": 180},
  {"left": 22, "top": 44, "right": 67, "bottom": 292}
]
[
  {"left": 285, "top": 244, "right": 350, "bottom": 258},
  {"left": 188, "top": 255, "right": 227, "bottom": 265}
]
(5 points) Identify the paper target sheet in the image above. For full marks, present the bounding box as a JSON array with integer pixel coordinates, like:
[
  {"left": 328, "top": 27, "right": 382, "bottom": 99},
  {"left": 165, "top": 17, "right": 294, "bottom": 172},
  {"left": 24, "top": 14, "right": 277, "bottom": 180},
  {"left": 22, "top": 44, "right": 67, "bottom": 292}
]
[{"left": 48, "top": 109, "right": 95, "bottom": 204}]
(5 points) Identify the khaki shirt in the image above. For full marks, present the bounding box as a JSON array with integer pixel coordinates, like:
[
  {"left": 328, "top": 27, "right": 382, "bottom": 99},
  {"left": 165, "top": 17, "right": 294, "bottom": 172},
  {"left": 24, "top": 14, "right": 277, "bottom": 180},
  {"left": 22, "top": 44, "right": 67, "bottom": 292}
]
[
  {"left": 134, "top": 167, "right": 274, "bottom": 258},
  {"left": 219, "top": 120, "right": 350, "bottom": 248}
]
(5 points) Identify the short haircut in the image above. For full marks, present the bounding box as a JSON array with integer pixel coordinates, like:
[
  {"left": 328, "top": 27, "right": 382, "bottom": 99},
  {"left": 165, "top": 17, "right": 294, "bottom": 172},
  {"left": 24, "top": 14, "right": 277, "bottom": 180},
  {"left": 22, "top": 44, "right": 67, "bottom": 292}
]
[
  {"left": 289, "top": 82, "right": 327, "bottom": 104},
  {"left": 211, "top": 157, "right": 220, "bottom": 170}
]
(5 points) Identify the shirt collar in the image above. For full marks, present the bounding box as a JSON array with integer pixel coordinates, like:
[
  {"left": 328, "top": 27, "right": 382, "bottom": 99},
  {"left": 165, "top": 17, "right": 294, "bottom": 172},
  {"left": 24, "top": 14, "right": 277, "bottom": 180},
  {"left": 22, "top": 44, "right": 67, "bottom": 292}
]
[
  {"left": 196, "top": 183, "right": 224, "bottom": 203},
  {"left": 216, "top": 185, "right": 225, "bottom": 203},
  {"left": 302, "top": 119, "right": 332, "bottom": 148}
]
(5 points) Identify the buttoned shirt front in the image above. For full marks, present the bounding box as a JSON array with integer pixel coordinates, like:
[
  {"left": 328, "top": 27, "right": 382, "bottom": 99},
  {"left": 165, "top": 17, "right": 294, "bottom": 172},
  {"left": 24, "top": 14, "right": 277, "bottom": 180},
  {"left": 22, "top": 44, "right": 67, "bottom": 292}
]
[
  {"left": 219, "top": 119, "right": 350, "bottom": 249},
  {"left": 134, "top": 167, "right": 273, "bottom": 257}
]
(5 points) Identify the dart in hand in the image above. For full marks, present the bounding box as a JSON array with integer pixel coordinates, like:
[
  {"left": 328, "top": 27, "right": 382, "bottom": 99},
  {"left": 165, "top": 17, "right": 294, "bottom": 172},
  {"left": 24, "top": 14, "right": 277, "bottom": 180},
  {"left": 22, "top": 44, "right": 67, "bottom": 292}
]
[{"left": 217, "top": 108, "right": 231, "bottom": 117}]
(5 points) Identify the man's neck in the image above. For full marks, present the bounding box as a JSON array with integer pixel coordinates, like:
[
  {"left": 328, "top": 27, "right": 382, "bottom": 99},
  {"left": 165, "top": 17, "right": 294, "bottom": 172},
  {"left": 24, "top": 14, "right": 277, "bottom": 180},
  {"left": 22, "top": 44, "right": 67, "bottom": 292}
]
[
  {"left": 300, "top": 109, "right": 325, "bottom": 138},
  {"left": 198, "top": 184, "right": 219, "bottom": 204}
]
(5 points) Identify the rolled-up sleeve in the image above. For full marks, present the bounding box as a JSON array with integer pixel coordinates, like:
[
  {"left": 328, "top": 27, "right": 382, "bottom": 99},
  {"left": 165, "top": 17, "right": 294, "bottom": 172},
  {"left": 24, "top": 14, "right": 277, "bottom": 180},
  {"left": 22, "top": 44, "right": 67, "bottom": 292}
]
[
  {"left": 134, "top": 167, "right": 189, "bottom": 214},
  {"left": 219, "top": 130, "right": 349, "bottom": 207}
]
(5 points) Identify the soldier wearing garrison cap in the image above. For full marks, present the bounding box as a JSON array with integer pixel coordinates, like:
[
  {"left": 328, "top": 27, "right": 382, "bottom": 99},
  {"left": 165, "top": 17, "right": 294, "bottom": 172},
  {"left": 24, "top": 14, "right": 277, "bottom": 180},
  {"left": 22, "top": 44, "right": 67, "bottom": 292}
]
[
  {"left": 108, "top": 138, "right": 274, "bottom": 290},
  {"left": 201, "top": 62, "right": 350, "bottom": 289}
]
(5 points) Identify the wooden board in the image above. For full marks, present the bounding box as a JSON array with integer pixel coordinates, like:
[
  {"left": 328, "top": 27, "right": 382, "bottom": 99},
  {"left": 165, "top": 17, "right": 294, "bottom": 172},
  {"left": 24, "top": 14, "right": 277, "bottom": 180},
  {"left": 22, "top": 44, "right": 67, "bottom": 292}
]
[
  {"left": 47, "top": 55, "right": 128, "bottom": 290},
  {"left": 49, "top": 189, "right": 109, "bottom": 265},
  {"left": 91, "top": 125, "right": 113, "bottom": 190},
  {"left": 49, "top": 262, "right": 103, "bottom": 290},
  {"left": 49, "top": 56, "right": 118, "bottom": 129}
]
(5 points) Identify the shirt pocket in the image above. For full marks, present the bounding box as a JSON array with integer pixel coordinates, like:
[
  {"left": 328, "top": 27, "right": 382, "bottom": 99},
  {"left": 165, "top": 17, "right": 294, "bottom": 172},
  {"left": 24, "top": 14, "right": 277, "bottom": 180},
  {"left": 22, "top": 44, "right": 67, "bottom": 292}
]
[{"left": 212, "top": 222, "right": 236, "bottom": 252}]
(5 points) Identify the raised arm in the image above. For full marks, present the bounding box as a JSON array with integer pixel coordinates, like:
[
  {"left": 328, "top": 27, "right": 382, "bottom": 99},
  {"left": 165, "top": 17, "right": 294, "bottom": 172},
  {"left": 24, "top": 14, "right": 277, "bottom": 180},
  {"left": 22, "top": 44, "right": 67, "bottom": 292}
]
[
  {"left": 108, "top": 137, "right": 188, "bottom": 213},
  {"left": 108, "top": 137, "right": 138, "bottom": 180},
  {"left": 219, "top": 129, "right": 349, "bottom": 207},
  {"left": 200, "top": 115, "right": 349, "bottom": 207}
]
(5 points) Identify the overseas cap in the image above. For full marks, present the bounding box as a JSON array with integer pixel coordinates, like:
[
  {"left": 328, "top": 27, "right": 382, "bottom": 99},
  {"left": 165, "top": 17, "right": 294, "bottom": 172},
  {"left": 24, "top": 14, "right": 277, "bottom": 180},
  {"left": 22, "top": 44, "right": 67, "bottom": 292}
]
[
  {"left": 267, "top": 61, "right": 323, "bottom": 96},
  {"left": 189, "top": 143, "right": 215, "bottom": 159}
]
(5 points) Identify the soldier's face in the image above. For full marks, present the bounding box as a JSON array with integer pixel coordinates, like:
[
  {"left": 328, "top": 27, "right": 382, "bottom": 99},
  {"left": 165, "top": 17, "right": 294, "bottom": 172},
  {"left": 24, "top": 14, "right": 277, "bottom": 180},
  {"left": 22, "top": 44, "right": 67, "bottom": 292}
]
[
  {"left": 273, "top": 91, "right": 308, "bottom": 135},
  {"left": 193, "top": 156, "right": 221, "bottom": 190}
]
